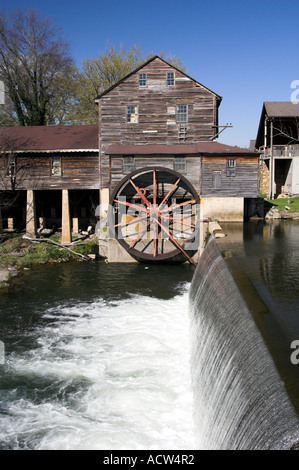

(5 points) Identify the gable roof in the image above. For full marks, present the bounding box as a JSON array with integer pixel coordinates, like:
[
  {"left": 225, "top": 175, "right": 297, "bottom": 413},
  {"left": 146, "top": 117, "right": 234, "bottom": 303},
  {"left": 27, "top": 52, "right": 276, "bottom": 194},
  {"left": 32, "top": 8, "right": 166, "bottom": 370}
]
[
  {"left": 0, "top": 124, "right": 98, "bottom": 152},
  {"left": 95, "top": 55, "right": 222, "bottom": 103},
  {"left": 256, "top": 101, "right": 299, "bottom": 148}
]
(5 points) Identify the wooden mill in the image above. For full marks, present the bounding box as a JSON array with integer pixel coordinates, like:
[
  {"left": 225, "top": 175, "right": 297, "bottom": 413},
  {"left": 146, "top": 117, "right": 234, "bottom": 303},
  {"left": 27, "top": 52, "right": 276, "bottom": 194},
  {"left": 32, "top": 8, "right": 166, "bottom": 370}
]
[{"left": 0, "top": 56, "right": 259, "bottom": 264}]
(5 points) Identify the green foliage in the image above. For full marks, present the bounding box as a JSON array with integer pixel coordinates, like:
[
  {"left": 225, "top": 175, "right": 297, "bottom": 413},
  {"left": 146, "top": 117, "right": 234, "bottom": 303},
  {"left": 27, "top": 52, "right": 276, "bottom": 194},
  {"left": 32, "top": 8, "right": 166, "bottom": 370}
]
[
  {"left": 64, "top": 44, "right": 187, "bottom": 125},
  {"left": 0, "top": 233, "right": 99, "bottom": 268},
  {"left": 266, "top": 196, "right": 299, "bottom": 213}
]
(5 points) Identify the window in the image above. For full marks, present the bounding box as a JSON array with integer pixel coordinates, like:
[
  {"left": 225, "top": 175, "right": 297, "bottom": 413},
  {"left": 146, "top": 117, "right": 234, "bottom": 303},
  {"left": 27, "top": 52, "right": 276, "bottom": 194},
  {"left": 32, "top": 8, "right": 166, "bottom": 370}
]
[
  {"left": 51, "top": 156, "right": 61, "bottom": 176},
  {"left": 123, "top": 156, "right": 134, "bottom": 174},
  {"left": 126, "top": 105, "right": 138, "bottom": 123},
  {"left": 167, "top": 72, "right": 175, "bottom": 86},
  {"left": 6, "top": 155, "right": 16, "bottom": 178},
  {"left": 212, "top": 171, "right": 222, "bottom": 189},
  {"left": 174, "top": 156, "right": 186, "bottom": 173},
  {"left": 139, "top": 73, "right": 146, "bottom": 87},
  {"left": 226, "top": 158, "right": 236, "bottom": 177},
  {"left": 177, "top": 105, "right": 188, "bottom": 123}
]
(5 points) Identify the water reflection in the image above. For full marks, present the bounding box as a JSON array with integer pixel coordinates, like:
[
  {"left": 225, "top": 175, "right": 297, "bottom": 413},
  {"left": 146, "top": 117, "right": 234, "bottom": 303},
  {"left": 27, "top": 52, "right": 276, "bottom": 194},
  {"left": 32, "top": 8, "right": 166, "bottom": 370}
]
[{"left": 216, "top": 220, "right": 299, "bottom": 412}]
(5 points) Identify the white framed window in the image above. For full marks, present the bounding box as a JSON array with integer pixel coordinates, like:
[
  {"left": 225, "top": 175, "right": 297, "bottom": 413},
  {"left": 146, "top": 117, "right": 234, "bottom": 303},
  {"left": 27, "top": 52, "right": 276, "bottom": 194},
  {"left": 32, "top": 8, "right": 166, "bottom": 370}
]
[
  {"left": 139, "top": 73, "right": 146, "bottom": 87},
  {"left": 226, "top": 158, "right": 236, "bottom": 176},
  {"left": 123, "top": 156, "right": 134, "bottom": 174},
  {"left": 167, "top": 72, "right": 175, "bottom": 86},
  {"left": 177, "top": 105, "right": 188, "bottom": 123},
  {"left": 126, "top": 105, "right": 138, "bottom": 123},
  {"left": 51, "top": 156, "right": 61, "bottom": 176}
]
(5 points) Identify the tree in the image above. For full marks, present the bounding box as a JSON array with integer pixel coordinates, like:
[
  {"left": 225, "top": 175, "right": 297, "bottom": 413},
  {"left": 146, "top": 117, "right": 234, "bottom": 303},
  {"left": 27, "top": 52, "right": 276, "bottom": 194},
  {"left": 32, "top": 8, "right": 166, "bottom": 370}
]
[
  {"left": 66, "top": 44, "right": 187, "bottom": 124},
  {"left": 0, "top": 8, "right": 75, "bottom": 126}
]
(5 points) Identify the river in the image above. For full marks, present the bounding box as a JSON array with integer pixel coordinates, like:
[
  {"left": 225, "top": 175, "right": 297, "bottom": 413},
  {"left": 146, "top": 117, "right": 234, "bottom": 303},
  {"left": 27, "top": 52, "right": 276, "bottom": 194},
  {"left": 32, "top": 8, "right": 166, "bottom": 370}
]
[{"left": 0, "top": 220, "right": 298, "bottom": 449}]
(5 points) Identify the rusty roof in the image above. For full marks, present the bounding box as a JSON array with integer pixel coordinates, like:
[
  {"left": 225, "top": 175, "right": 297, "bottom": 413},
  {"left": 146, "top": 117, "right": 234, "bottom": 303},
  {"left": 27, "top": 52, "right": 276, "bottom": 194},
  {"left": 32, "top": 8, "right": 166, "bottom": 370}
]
[
  {"left": 106, "top": 142, "right": 257, "bottom": 156},
  {"left": 0, "top": 124, "right": 98, "bottom": 152}
]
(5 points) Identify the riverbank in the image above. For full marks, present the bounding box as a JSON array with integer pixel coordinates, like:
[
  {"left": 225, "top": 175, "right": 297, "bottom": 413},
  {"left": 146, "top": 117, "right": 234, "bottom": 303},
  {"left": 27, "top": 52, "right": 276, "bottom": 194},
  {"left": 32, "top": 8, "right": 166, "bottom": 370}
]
[{"left": 0, "top": 231, "right": 99, "bottom": 288}]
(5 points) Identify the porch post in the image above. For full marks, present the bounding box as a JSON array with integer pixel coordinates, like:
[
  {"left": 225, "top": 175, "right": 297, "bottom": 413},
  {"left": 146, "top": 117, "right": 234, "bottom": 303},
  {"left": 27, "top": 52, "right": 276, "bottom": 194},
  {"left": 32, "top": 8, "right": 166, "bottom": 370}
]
[
  {"left": 26, "top": 189, "right": 37, "bottom": 238},
  {"left": 61, "top": 189, "right": 71, "bottom": 243}
]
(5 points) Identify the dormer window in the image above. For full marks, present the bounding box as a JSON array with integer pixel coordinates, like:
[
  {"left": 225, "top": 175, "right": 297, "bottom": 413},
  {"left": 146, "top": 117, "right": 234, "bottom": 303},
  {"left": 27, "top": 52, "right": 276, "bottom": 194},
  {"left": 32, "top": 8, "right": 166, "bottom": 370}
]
[
  {"left": 139, "top": 73, "right": 146, "bottom": 87},
  {"left": 167, "top": 72, "right": 175, "bottom": 86}
]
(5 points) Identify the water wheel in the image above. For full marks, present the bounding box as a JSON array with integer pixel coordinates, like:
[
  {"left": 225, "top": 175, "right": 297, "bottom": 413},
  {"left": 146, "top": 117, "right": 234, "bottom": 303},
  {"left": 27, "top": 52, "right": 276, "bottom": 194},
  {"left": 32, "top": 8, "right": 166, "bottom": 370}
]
[{"left": 109, "top": 167, "right": 200, "bottom": 264}]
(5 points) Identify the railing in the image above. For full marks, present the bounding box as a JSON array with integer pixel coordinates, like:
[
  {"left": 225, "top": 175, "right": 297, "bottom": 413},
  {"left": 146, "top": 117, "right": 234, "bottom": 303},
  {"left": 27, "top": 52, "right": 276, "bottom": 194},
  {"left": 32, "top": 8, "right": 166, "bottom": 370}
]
[{"left": 264, "top": 145, "right": 299, "bottom": 158}]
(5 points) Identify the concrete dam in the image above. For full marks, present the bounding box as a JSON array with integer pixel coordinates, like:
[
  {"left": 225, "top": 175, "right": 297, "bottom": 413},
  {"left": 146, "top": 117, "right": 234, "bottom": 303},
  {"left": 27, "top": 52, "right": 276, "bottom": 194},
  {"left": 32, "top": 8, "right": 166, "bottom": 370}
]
[{"left": 189, "top": 235, "right": 299, "bottom": 450}]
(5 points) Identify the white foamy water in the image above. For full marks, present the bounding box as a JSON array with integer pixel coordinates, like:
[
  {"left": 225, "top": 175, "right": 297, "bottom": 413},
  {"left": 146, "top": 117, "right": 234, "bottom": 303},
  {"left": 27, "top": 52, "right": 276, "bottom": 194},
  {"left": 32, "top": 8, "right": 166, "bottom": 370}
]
[{"left": 0, "top": 285, "right": 196, "bottom": 450}]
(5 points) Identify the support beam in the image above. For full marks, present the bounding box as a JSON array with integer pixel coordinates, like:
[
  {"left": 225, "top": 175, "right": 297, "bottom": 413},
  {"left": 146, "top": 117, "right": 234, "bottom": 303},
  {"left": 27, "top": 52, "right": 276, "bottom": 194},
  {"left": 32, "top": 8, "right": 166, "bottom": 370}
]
[
  {"left": 61, "top": 189, "right": 72, "bottom": 244},
  {"left": 26, "top": 190, "right": 37, "bottom": 238}
]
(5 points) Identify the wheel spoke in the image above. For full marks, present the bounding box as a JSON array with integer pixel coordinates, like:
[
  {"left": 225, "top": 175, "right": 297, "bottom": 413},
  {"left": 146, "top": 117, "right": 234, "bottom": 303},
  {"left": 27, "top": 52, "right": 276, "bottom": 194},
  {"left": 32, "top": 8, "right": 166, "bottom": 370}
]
[
  {"left": 153, "top": 170, "right": 157, "bottom": 206},
  {"left": 129, "top": 219, "right": 151, "bottom": 248},
  {"left": 129, "top": 179, "right": 151, "bottom": 208},
  {"left": 160, "top": 199, "right": 196, "bottom": 213},
  {"left": 156, "top": 218, "right": 196, "bottom": 265},
  {"left": 168, "top": 216, "right": 195, "bottom": 229},
  {"left": 114, "top": 199, "right": 147, "bottom": 213},
  {"left": 158, "top": 178, "right": 180, "bottom": 209},
  {"left": 114, "top": 214, "right": 147, "bottom": 228}
]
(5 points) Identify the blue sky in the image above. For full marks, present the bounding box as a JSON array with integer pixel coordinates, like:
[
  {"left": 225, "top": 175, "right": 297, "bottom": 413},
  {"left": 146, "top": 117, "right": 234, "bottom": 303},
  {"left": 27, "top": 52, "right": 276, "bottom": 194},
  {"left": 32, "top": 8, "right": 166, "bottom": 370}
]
[{"left": 1, "top": 0, "right": 299, "bottom": 147}]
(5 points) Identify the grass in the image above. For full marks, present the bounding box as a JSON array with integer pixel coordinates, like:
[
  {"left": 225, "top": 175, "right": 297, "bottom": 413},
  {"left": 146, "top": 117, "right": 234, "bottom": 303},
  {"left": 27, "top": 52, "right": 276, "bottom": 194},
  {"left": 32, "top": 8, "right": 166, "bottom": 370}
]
[
  {"left": 0, "top": 231, "right": 99, "bottom": 269},
  {"left": 264, "top": 196, "right": 299, "bottom": 213}
]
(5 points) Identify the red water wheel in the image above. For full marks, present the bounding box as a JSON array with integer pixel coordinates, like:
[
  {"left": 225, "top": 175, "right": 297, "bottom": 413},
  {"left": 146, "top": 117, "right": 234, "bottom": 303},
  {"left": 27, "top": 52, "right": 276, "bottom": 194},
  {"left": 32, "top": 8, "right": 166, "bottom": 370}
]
[{"left": 109, "top": 167, "right": 200, "bottom": 264}]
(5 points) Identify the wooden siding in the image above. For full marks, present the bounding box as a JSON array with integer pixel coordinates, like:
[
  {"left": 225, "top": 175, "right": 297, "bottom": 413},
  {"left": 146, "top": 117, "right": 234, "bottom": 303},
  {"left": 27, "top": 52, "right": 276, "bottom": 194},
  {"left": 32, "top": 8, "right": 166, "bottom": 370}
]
[
  {"left": 110, "top": 155, "right": 201, "bottom": 194},
  {"left": 99, "top": 57, "right": 218, "bottom": 187},
  {"left": 201, "top": 156, "right": 259, "bottom": 198},
  {"left": 0, "top": 152, "right": 99, "bottom": 191}
]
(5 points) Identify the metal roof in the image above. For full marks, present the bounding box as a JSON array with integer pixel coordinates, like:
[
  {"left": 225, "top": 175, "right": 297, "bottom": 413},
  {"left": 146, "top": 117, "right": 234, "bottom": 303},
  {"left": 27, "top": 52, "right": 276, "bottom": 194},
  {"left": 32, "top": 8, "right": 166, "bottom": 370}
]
[
  {"left": 263, "top": 101, "right": 299, "bottom": 118},
  {"left": 0, "top": 124, "right": 98, "bottom": 152},
  {"left": 255, "top": 101, "right": 299, "bottom": 148},
  {"left": 106, "top": 142, "right": 257, "bottom": 156}
]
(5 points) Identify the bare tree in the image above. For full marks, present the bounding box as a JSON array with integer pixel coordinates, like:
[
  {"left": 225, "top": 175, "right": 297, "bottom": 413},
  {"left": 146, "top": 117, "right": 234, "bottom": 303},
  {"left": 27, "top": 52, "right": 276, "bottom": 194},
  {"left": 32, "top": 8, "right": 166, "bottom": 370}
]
[{"left": 0, "top": 8, "right": 75, "bottom": 126}]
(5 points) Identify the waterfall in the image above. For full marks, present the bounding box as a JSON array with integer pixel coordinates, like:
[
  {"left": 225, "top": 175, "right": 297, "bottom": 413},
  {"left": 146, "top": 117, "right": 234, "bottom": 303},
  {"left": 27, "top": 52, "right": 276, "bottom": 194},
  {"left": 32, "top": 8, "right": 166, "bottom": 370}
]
[{"left": 189, "top": 235, "right": 299, "bottom": 450}]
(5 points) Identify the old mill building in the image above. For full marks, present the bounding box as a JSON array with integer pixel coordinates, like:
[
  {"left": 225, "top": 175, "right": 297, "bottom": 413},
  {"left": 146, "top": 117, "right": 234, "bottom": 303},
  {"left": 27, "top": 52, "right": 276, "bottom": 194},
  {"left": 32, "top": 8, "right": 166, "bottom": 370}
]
[{"left": 0, "top": 56, "right": 259, "bottom": 263}]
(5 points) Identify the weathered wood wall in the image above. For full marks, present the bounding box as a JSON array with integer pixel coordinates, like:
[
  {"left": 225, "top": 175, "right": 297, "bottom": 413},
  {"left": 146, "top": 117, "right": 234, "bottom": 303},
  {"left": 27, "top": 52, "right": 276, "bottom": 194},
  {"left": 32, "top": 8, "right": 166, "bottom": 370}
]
[
  {"left": 99, "top": 57, "right": 220, "bottom": 188},
  {"left": 201, "top": 156, "right": 259, "bottom": 197},
  {"left": 110, "top": 154, "right": 201, "bottom": 193},
  {"left": 0, "top": 152, "right": 99, "bottom": 191}
]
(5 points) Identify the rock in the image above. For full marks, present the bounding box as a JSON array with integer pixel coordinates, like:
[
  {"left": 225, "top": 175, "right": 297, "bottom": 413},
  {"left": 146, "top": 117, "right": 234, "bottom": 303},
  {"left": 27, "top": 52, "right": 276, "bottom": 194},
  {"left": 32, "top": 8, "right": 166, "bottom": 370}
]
[
  {"left": 0, "top": 269, "right": 10, "bottom": 283},
  {"left": 8, "top": 267, "right": 18, "bottom": 278}
]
